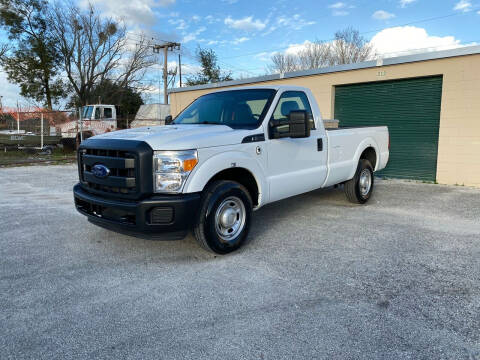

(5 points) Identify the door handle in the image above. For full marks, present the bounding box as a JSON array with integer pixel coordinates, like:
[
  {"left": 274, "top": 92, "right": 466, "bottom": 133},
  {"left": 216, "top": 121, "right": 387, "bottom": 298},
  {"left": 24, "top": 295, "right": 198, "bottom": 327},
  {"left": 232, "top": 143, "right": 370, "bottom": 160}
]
[{"left": 317, "top": 138, "right": 323, "bottom": 151}]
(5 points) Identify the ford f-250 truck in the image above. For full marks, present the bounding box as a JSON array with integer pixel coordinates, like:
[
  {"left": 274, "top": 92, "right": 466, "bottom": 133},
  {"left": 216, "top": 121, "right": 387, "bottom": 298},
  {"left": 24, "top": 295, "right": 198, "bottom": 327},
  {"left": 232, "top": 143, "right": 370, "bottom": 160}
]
[{"left": 74, "top": 86, "right": 389, "bottom": 254}]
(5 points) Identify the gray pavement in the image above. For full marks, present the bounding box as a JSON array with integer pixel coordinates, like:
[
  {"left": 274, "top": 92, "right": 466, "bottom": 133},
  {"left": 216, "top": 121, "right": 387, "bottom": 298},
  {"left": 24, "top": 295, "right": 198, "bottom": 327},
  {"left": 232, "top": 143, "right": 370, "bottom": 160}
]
[{"left": 1, "top": 164, "right": 479, "bottom": 360}]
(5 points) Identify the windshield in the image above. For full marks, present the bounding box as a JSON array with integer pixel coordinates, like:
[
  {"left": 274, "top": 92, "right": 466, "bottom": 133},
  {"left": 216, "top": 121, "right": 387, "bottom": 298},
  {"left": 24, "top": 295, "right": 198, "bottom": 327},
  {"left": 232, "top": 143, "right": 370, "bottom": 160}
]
[
  {"left": 173, "top": 89, "right": 276, "bottom": 129},
  {"left": 82, "top": 106, "right": 93, "bottom": 120}
]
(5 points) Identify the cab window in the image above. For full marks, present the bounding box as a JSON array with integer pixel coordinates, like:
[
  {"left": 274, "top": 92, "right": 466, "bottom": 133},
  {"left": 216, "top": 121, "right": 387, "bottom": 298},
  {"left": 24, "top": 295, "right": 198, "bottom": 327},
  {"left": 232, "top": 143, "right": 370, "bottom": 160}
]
[
  {"left": 271, "top": 91, "right": 315, "bottom": 130},
  {"left": 94, "top": 107, "right": 101, "bottom": 120},
  {"left": 104, "top": 107, "right": 112, "bottom": 119}
]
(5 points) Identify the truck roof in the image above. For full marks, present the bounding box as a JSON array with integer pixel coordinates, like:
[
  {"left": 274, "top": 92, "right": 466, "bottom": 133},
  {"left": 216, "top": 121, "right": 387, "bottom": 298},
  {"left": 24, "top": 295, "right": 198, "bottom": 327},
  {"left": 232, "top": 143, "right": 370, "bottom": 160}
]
[
  {"left": 204, "top": 85, "right": 309, "bottom": 94},
  {"left": 84, "top": 104, "right": 115, "bottom": 107}
]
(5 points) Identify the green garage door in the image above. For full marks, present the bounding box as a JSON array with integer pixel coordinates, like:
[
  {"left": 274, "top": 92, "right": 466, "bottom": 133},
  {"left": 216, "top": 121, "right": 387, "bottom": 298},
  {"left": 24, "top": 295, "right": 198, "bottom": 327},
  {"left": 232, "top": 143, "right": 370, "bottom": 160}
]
[{"left": 334, "top": 76, "right": 442, "bottom": 181}]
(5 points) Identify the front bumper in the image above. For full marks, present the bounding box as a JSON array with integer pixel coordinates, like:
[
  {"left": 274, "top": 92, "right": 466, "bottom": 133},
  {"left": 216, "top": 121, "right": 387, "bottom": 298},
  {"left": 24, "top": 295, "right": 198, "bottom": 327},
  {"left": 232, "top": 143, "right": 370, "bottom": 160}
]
[{"left": 73, "top": 184, "right": 201, "bottom": 238}]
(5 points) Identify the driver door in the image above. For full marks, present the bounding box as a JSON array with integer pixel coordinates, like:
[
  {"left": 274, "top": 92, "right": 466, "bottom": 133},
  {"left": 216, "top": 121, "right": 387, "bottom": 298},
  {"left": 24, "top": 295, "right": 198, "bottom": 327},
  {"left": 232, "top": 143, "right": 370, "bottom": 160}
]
[{"left": 266, "top": 91, "right": 328, "bottom": 202}]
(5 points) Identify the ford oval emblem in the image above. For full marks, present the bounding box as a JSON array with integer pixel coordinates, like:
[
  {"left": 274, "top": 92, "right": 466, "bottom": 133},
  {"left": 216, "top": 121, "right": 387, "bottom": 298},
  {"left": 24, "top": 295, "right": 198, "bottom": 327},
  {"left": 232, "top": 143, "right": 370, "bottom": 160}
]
[{"left": 92, "top": 164, "right": 110, "bottom": 178}]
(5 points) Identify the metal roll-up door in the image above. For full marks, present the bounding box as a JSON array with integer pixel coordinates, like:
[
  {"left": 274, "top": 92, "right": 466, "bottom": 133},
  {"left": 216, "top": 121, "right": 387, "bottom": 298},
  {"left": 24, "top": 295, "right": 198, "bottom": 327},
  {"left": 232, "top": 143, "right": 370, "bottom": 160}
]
[{"left": 334, "top": 76, "right": 443, "bottom": 181}]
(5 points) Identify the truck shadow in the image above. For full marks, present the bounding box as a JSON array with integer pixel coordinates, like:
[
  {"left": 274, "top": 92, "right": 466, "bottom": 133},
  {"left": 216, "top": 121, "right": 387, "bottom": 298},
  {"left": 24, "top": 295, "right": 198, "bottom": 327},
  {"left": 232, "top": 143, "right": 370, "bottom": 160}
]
[
  {"left": 84, "top": 186, "right": 349, "bottom": 261},
  {"left": 248, "top": 185, "right": 348, "bottom": 243}
]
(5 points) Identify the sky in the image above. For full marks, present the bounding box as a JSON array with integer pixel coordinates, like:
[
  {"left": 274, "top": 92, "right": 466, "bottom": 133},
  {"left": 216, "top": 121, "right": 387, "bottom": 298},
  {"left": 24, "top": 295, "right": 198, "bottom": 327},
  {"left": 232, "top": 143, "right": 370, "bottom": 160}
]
[{"left": 1, "top": 0, "right": 480, "bottom": 107}]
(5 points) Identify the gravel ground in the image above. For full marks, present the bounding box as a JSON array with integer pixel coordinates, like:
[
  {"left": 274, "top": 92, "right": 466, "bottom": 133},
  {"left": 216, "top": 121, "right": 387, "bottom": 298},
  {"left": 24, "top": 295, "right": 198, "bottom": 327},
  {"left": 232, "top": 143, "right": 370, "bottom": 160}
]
[{"left": 1, "top": 164, "right": 479, "bottom": 360}]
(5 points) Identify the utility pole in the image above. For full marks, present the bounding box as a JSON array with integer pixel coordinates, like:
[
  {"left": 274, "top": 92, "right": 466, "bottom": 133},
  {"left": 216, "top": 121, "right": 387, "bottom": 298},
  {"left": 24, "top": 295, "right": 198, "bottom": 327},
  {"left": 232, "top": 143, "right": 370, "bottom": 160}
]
[
  {"left": 153, "top": 42, "right": 181, "bottom": 104},
  {"left": 16, "top": 100, "right": 20, "bottom": 133},
  {"left": 179, "top": 53, "right": 182, "bottom": 87}
]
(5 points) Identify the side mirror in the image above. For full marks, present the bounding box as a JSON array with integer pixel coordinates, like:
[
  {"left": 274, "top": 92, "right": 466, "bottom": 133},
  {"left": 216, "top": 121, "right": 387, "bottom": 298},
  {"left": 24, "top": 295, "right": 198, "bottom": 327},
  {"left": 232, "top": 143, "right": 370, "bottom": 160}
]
[
  {"left": 270, "top": 110, "right": 310, "bottom": 139},
  {"left": 165, "top": 115, "right": 173, "bottom": 125},
  {"left": 288, "top": 110, "right": 310, "bottom": 138}
]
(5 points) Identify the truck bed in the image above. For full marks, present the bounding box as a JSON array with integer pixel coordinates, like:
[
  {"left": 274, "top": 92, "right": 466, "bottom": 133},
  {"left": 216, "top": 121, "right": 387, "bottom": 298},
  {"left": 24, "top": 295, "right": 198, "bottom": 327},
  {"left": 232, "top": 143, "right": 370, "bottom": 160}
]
[{"left": 323, "top": 126, "right": 389, "bottom": 187}]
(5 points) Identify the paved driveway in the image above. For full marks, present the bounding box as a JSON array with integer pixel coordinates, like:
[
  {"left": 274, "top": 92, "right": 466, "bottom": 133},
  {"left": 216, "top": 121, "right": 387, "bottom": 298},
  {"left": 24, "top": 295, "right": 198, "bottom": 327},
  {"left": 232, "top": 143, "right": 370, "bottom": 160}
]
[{"left": 1, "top": 165, "right": 479, "bottom": 359}]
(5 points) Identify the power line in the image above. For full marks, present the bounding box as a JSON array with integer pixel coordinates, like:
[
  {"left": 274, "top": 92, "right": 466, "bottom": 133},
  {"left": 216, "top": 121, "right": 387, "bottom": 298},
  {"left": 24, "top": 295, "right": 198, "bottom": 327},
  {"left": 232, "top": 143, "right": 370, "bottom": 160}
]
[
  {"left": 221, "top": 9, "right": 479, "bottom": 60},
  {"left": 153, "top": 42, "right": 181, "bottom": 104}
]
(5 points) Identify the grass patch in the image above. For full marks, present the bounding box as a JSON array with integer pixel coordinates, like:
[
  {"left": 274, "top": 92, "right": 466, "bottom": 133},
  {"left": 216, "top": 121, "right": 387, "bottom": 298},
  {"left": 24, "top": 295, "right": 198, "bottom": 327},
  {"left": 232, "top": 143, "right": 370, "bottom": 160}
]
[{"left": 0, "top": 147, "right": 76, "bottom": 166}]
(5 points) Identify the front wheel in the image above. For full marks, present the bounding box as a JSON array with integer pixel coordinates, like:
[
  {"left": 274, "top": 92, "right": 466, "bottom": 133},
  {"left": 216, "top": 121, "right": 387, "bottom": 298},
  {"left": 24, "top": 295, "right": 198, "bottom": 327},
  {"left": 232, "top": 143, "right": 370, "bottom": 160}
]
[
  {"left": 344, "top": 159, "right": 374, "bottom": 204},
  {"left": 193, "top": 180, "right": 253, "bottom": 254}
]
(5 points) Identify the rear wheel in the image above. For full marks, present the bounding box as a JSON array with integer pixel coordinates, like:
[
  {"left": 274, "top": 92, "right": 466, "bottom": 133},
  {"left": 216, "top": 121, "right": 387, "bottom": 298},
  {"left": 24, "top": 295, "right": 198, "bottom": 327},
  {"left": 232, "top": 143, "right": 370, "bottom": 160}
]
[
  {"left": 344, "top": 159, "right": 374, "bottom": 204},
  {"left": 41, "top": 146, "right": 54, "bottom": 155},
  {"left": 194, "top": 180, "right": 252, "bottom": 254}
]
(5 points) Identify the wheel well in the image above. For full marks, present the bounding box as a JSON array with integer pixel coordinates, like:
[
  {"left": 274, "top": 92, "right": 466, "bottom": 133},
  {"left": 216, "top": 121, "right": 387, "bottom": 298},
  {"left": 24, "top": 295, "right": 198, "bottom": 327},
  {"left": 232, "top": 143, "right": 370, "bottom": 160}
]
[
  {"left": 360, "top": 147, "right": 377, "bottom": 170},
  {"left": 206, "top": 168, "right": 260, "bottom": 206}
]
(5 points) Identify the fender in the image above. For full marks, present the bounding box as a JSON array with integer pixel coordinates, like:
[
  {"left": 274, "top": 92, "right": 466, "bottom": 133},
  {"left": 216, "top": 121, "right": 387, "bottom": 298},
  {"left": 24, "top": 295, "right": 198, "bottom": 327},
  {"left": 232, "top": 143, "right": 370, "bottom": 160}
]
[
  {"left": 183, "top": 150, "right": 268, "bottom": 207},
  {"left": 347, "top": 137, "right": 380, "bottom": 180}
]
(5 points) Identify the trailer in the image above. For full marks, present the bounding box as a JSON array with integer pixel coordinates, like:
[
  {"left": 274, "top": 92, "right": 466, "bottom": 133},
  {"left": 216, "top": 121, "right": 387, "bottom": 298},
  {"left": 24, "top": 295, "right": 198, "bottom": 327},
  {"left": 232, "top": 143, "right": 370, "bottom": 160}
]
[{"left": 0, "top": 131, "right": 62, "bottom": 154}]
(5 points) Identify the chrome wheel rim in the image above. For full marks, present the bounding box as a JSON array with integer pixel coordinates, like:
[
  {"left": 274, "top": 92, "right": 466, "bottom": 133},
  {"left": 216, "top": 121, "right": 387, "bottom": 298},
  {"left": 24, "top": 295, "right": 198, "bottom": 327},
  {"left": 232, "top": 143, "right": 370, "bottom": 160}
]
[
  {"left": 214, "top": 196, "right": 246, "bottom": 242},
  {"left": 359, "top": 169, "right": 372, "bottom": 197}
]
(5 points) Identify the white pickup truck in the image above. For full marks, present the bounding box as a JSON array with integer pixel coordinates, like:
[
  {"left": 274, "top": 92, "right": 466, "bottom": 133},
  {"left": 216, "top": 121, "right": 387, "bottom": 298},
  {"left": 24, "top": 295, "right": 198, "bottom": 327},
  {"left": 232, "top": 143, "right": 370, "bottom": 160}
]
[{"left": 74, "top": 86, "right": 389, "bottom": 254}]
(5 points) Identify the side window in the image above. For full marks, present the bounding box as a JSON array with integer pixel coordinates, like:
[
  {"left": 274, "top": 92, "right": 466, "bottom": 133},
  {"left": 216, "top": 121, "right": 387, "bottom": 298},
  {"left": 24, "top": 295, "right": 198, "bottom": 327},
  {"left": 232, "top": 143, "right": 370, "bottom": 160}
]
[
  {"left": 94, "top": 107, "right": 101, "bottom": 120},
  {"left": 271, "top": 91, "right": 315, "bottom": 130},
  {"left": 104, "top": 107, "right": 112, "bottom": 119}
]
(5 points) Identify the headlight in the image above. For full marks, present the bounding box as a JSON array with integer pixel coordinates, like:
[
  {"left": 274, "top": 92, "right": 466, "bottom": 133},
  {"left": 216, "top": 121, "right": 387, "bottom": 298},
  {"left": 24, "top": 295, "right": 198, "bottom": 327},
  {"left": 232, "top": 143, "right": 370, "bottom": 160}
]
[{"left": 153, "top": 150, "right": 198, "bottom": 193}]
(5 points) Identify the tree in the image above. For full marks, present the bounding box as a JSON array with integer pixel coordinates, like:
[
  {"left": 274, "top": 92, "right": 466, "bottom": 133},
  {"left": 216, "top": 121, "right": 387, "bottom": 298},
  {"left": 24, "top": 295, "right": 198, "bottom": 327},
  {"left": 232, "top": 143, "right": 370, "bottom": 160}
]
[
  {"left": 50, "top": 2, "right": 155, "bottom": 106},
  {"left": 297, "top": 41, "right": 331, "bottom": 70},
  {"left": 0, "top": 0, "right": 66, "bottom": 109},
  {"left": 330, "top": 27, "right": 374, "bottom": 65},
  {"left": 269, "top": 28, "right": 375, "bottom": 74},
  {"left": 0, "top": 43, "right": 8, "bottom": 57},
  {"left": 68, "top": 80, "right": 143, "bottom": 117},
  {"left": 186, "top": 47, "right": 232, "bottom": 86},
  {"left": 267, "top": 53, "right": 299, "bottom": 74}
]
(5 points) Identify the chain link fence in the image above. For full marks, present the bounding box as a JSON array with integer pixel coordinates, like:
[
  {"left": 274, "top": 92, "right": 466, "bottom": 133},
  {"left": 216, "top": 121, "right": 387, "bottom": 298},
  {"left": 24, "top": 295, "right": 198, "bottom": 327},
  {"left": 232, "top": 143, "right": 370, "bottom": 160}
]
[
  {"left": 0, "top": 110, "right": 80, "bottom": 165},
  {"left": 0, "top": 105, "right": 166, "bottom": 165}
]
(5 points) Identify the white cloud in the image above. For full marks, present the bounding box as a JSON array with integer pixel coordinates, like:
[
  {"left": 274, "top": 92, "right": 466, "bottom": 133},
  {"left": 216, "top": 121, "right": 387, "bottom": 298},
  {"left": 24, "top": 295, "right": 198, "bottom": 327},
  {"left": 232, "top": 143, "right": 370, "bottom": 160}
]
[
  {"left": 168, "top": 18, "right": 188, "bottom": 30},
  {"left": 277, "top": 14, "right": 316, "bottom": 30},
  {"left": 454, "top": 0, "right": 472, "bottom": 12},
  {"left": 284, "top": 40, "right": 313, "bottom": 55},
  {"left": 370, "top": 26, "right": 474, "bottom": 57},
  {"left": 400, "top": 0, "right": 417, "bottom": 7},
  {"left": 157, "top": 0, "right": 175, "bottom": 5},
  {"left": 328, "top": 2, "right": 346, "bottom": 9},
  {"left": 224, "top": 16, "right": 267, "bottom": 31},
  {"left": 81, "top": 0, "right": 176, "bottom": 27},
  {"left": 232, "top": 37, "right": 250, "bottom": 44},
  {"left": 182, "top": 26, "right": 206, "bottom": 43},
  {"left": 372, "top": 10, "right": 395, "bottom": 20},
  {"left": 254, "top": 51, "right": 275, "bottom": 62},
  {"left": 167, "top": 60, "right": 201, "bottom": 75},
  {"left": 328, "top": 2, "right": 354, "bottom": 15},
  {"left": 0, "top": 67, "right": 23, "bottom": 108}
]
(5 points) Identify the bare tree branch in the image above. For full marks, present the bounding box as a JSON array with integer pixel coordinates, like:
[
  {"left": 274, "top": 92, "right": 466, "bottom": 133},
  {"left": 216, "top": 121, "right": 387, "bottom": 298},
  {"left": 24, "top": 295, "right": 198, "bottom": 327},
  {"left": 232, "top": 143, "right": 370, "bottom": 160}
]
[
  {"left": 269, "top": 28, "right": 375, "bottom": 74},
  {"left": 0, "top": 43, "right": 9, "bottom": 58},
  {"left": 50, "top": 1, "right": 155, "bottom": 106},
  {"left": 268, "top": 53, "right": 299, "bottom": 74}
]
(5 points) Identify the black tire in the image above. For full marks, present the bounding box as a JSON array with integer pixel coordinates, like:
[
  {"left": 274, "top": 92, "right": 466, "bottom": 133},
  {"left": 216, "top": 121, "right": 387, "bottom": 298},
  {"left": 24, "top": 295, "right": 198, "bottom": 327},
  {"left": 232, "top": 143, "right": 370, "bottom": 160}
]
[
  {"left": 42, "top": 146, "right": 53, "bottom": 155},
  {"left": 61, "top": 138, "right": 76, "bottom": 151},
  {"left": 193, "top": 180, "right": 253, "bottom": 254},
  {"left": 344, "top": 159, "right": 374, "bottom": 204}
]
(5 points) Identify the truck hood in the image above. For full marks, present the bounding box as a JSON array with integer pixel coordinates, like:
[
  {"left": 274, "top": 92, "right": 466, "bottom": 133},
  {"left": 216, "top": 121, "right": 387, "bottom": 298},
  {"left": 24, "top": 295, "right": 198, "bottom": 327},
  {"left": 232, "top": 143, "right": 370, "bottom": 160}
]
[{"left": 92, "top": 124, "right": 257, "bottom": 150}]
